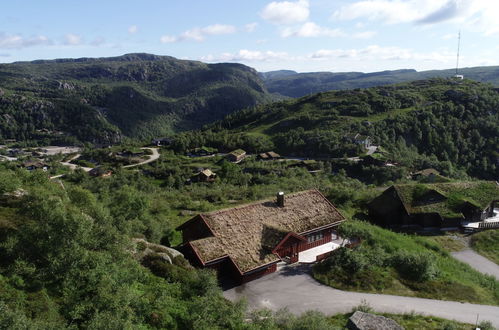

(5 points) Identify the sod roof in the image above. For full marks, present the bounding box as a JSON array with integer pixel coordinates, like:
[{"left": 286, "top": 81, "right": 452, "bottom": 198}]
[
  {"left": 393, "top": 181, "right": 499, "bottom": 219},
  {"left": 188, "top": 189, "right": 345, "bottom": 273}
]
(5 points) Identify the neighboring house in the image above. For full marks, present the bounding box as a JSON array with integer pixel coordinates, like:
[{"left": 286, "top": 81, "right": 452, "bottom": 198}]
[
  {"left": 411, "top": 168, "right": 440, "bottom": 182},
  {"left": 257, "top": 151, "right": 281, "bottom": 161},
  {"left": 151, "top": 137, "right": 172, "bottom": 147},
  {"left": 192, "top": 169, "right": 217, "bottom": 183},
  {"left": 226, "top": 149, "right": 246, "bottom": 163},
  {"left": 344, "top": 133, "right": 371, "bottom": 148},
  {"left": 177, "top": 190, "right": 346, "bottom": 284},
  {"left": 21, "top": 160, "right": 49, "bottom": 171},
  {"left": 368, "top": 182, "right": 499, "bottom": 229},
  {"left": 288, "top": 160, "right": 321, "bottom": 172},
  {"left": 89, "top": 167, "right": 112, "bottom": 178},
  {"left": 188, "top": 147, "right": 217, "bottom": 157}
]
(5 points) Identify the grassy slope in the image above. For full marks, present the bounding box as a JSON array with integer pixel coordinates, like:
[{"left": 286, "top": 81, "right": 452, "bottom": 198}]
[
  {"left": 313, "top": 221, "right": 499, "bottom": 305},
  {"left": 471, "top": 229, "right": 499, "bottom": 265}
]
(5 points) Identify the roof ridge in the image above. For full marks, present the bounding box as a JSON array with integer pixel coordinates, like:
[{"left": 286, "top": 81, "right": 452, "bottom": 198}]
[{"left": 200, "top": 189, "right": 320, "bottom": 216}]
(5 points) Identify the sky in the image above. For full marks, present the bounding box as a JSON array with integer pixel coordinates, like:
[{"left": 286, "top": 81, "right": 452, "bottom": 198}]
[{"left": 1, "top": 0, "right": 499, "bottom": 73}]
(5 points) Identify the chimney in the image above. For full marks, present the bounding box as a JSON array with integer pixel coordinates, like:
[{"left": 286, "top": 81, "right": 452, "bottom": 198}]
[{"left": 277, "top": 191, "right": 285, "bottom": 207}]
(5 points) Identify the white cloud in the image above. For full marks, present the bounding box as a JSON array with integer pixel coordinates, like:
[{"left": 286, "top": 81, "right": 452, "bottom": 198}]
[
  {"left": 0, "top": 33, "right": 52, "bottom": 49},
  {"left": 128, "top": 25, "right": 138, "bottom": 34},
  {"left": 160, "top": 24, "right": 236, "bottom": 43},
  {"left": 201, "top": 49, "right": 289, "bottom": 62},
  {"left": 90, "top": 37, "right": 106, "bottom": 46},
  {"left": 64, "top": 34, "right": 82, "bottom": 45},
  {"left": 245, "top": 22, "right": 259, "bottom": 32},
  {"left": 332, "top": 0, "right": 499, "bottom": 35},
  {"left": 309, "top": 45, "right": 455, "bottom": 63},
  {"left": 353, "top": 31, "right": 377, "bottom": 39},
  {"left": 281, "top": 22, "right": 344, "bottom": 38},
  {"left": 160, "top": 35, "right": 177, "bottom": 43},
  {"left": 260, "top": 0, "right": 309, "bottom": 25}
]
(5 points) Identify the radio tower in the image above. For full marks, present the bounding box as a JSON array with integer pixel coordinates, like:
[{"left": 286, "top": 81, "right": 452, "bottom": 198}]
[{"left": 454, "top": 31, "right": 463, "bottom": 79}]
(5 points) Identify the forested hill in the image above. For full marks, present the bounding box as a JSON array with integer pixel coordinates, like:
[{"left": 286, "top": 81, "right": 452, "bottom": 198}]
[
  {"left": 175, "top": 78, "right": 499, "bottom": 179},
  {"left": 262, "top": 66, "right": 499, "bottom": 97},
  {"left": 0, "top": 53, "right": 272, "bottom": 144}
]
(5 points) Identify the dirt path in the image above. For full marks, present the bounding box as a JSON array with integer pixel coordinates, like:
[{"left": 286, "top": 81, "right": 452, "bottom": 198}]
[
  {"left": 123, "top": 148, "right": 160, "bottom": 168},
  {"left": 224, "top": 264, "right": 499, "bottom": 327}
]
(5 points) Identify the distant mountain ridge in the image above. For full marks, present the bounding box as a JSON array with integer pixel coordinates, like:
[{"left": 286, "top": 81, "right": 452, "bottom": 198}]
[
  {"left": 261, "top": 66, "right": 499, "bottom": 97},
  {"left": 0, "top": 53, "right": 273, "bottom": 144}
]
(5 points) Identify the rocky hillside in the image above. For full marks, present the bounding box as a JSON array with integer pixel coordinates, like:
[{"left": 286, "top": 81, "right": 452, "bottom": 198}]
[{"left": 0, "top": 53, "right": 272, "bottom": 144}]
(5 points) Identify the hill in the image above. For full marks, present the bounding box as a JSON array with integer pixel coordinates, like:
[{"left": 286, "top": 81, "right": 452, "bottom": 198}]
[
  {"left": 174, "top": 78, "right": 499, "bottom": 179},
  {"left": 262, "top": 66, "right": 499, "bottom": 97},
  {"left": 0, "top": 53, "right": 272, "bottom": 144}
]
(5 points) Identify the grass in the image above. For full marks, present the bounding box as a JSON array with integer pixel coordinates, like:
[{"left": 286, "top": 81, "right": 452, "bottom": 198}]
[
  {"left": 471, "top": 229, "right": 499, "bottom": 265},
  {"left": 313, "top": 220, "right": 499, "bottom": 305},
  {"left": 426, "top": 235, "right": 467, "bottom": 252}
]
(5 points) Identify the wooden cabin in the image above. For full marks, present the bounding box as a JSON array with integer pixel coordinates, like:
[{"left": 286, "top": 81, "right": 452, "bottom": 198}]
[
  {"left": 177, "top": 190, "right": 346, "bottom": 284},
  {"left": 257, "top": 151, "right": 281, "bottom": 161},
  {"left": 192, "top": 169, "right": 217, "bottom": 183},
  {"left": 368, "top": 182, "right": 499, "bottom": 230},
  {"left": 226, "top": 149, "right": 246, "bottom": 163}
]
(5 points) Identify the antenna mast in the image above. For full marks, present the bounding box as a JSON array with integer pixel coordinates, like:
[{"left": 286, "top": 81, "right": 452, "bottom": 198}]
[{"left": 455, "top": 31, "right": 461, "bottom": 75}]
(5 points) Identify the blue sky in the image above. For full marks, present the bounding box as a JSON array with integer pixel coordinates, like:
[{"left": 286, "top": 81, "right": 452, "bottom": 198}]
[{"left": 1, "top": 0, "right": 498, "bottom": 73}]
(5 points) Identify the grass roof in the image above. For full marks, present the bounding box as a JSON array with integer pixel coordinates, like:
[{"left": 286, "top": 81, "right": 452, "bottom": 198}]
[
  {"left": 394, "top": 181, "right": 499, "bottom": 219},
  {"left": 188, "top": 190, "right": 345, "bottom": 272},
  {"left": 229, "top": 149, "right": 246, "bottom": 156}
]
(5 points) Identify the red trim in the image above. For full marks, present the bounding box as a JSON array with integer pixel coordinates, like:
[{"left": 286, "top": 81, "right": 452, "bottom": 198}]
[{"left": 272, "top": 232, "right": 306, "bottom": 253}]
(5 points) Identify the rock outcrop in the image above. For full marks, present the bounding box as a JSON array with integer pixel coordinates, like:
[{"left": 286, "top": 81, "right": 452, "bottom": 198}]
[
  {"left": 131, "top": 238, "right": 183, "bottom": 264},
  {"left": 347, "top": 311, "right": 404, "bottom": 330}
]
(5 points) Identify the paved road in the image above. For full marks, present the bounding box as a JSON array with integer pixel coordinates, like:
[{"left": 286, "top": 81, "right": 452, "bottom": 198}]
[
  {"left": 366, "top": 146, "right": 378, "bottom": 155},
  {"left": 224, "top": 264, "right": 499, "bottom": 327},
  {"left": 452, "top": 249, "right": 499, "bottom": 280}
]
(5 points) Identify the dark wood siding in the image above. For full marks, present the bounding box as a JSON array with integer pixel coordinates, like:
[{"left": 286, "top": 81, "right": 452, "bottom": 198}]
[{"left": 181, "top": 216, "right": 213, "bottom": 242}]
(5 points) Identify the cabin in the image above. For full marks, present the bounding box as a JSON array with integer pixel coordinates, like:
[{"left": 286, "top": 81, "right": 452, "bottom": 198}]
[
  {"left": 21, "top": 160, "right": 49, "bottom": 171},
  {"left": 368, "top": 182, "right": 499, "bottom": 230},
  {"left": 188, "top": 147, "right": 217, "bottom": 157},
  {"left": 192, "top": 169, "right": 217, "bottom": 183},
  {"left": 177, "top": 190, "right": 346, "bottom": 284},
  {"left": 151, "top": 137, "right": 172, "bottom": 147},
  {"left": 344, "top": 133, "right": 371, "bottom": 148},
  {"left": 226, "top": 149, "right": 246, "bottom": 163},
  {"left": 411, "top": 168, "right": 440, "bottom": 182},
  {"left": 257, "top": 151, "right": 281, "bottom": 161}
]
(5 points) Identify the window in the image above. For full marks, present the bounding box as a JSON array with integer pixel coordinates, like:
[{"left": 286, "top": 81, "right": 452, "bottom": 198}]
[{"left": 307, "top": 232, "right": 324, "bottom": 243}]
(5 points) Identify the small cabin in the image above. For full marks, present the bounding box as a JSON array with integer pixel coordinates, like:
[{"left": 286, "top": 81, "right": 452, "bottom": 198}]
[
  {"left": 192, "top": 169, "right": 217, "bottom": 183},
  {"left": 344, "top": 133, "right": 371, "bottom": 148},
  {"left": 226, "top": 149, "right": 246, "bottom": 163},
  {"left": 257, "top": 151, "right": 281, "bottom": 161}
]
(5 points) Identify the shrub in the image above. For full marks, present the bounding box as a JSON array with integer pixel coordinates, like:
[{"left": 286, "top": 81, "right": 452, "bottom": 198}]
[{"left": 390, "top": 251, "right": 438, "bottom": 282}]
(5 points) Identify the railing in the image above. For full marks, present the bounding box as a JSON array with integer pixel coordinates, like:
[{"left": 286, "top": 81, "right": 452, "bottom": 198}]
[{"left": 478, "top": 221, "right": 499, "bottom": 229}]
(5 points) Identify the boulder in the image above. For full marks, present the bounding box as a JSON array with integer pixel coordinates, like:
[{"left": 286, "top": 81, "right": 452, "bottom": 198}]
[
  {"left": 131, "top": 238, "right": 183, "bottom": 264},
  {"left": 347, "top": 311, "right": 404, "bottom": 330}
]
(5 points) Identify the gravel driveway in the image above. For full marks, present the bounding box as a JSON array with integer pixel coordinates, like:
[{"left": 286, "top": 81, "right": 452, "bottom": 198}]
[
  {"left": 451, "top": 249, "right": 499, "bottom": 280},
  {"left": 224, "top": 264, "right": 499, "bottom": 327}
]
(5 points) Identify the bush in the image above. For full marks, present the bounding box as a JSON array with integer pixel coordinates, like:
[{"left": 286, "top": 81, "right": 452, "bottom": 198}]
[{"left": 390, "top": 251, "right": 438, "bottom": 282}]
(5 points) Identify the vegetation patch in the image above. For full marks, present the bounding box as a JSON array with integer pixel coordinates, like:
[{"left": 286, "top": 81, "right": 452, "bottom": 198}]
[
  {"left": 313, "top": 220, "right": 499, "bottom": 305},
  {"left": 471, "top": 229, "right": 499, "bottom": 265}
]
